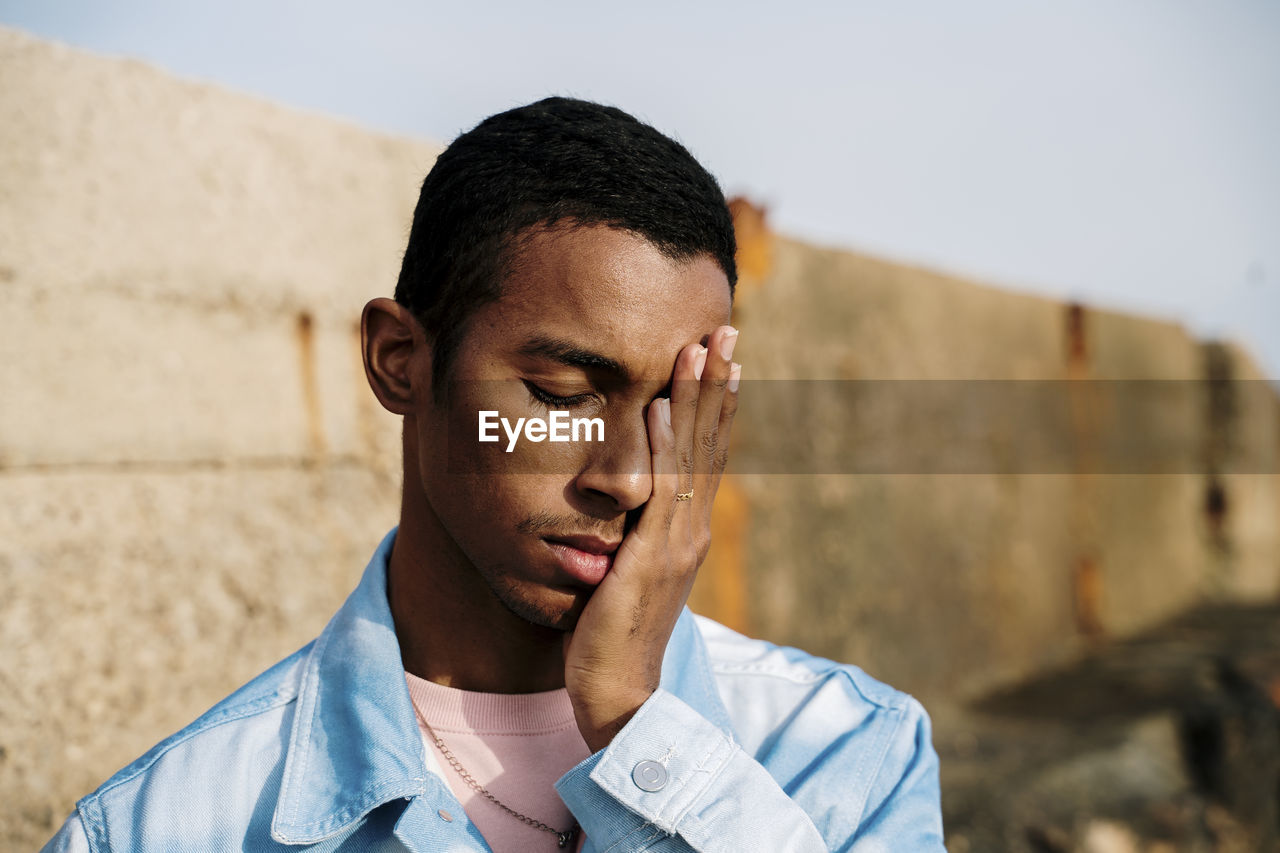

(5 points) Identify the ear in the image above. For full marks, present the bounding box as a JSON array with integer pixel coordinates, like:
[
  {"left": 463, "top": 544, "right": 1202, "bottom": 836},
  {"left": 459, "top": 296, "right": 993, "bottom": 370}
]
[{"left": 361, "top": 297, "right": 431, "bottom": 415}]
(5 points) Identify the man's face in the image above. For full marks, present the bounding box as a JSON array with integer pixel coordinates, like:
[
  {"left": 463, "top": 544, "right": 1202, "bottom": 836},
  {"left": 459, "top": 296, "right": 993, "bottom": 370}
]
[{"left": 410, "top": 223, "right": 731, "bottom": 631}]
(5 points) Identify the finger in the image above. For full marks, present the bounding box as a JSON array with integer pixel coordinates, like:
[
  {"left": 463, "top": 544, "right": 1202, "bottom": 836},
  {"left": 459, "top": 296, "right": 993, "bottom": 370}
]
[
  {"left": 709, "top": 362, "right": 741, "bottom": 496},
  {"left": 691, "top": 326, "right": 737, "bottom": 488},
  {"left": 634, "top": 397, "right": 679, "bottom": 540},
  {"left": 668, "top": 342, "right": 706, "bottom": 498}
]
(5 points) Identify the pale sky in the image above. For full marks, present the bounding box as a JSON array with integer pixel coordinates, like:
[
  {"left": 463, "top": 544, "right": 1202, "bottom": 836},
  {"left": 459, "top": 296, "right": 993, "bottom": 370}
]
[{"left": 4, "top": 0, "right": 1277, "bottom": 377}]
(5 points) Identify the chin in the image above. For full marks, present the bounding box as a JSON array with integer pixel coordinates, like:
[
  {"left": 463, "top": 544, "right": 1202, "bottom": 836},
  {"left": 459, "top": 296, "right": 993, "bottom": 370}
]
[{"left": 491, "top": 577, "right": 588, "bottom": 633}]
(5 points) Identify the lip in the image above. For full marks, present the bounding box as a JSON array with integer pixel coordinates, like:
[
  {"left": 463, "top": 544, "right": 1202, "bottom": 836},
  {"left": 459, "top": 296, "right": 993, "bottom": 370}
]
[
  {"left": 546, "top": 534, "right": 621, "bottom": 556},
  {"left": 542, "top": 535, "right": 620, "bottom": 586}
]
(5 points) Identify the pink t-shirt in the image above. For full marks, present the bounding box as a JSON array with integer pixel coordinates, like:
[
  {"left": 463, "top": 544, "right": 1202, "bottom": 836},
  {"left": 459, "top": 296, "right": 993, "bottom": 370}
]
[{"left": 405, "top": 672, "right": 592, "bottom": 852}]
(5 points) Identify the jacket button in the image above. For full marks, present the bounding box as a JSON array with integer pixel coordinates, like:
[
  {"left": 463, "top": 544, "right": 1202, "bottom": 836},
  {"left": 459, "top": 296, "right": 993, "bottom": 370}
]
[{"left": 632, "top": 760, "right": 668, "bottom": 792}]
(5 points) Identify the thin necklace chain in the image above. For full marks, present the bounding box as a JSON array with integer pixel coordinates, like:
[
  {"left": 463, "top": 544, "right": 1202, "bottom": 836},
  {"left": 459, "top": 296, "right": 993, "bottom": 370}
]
[{"left": 412, "top": 702, "right": 580, "bottom": 849}]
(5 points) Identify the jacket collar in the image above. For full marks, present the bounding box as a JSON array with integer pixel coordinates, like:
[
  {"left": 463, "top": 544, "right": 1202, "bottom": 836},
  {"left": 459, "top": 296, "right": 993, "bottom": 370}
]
[
  {"left": 271, "top": 527, "right": 735, "bottom": 844},
  {"left": 271, "top": 529, "right": 427, "bottom": 844}
]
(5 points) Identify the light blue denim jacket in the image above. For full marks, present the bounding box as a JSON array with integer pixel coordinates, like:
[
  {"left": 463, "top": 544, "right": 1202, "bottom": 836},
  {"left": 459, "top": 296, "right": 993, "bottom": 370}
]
[{"left": 44, "top": 530, "right": 944, "bottom": 852}]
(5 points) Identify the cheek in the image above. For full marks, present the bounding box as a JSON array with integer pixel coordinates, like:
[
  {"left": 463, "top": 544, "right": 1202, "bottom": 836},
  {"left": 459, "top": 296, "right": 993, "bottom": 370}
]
[
  {"left": 429, "top": 474, "right": 557, "bottom": 568},
  {"left": 430, "top": 384, "right": 524, "bottom": 475},
  {"left": 451, "top": 396, "right": 594, "bottom": 477}
]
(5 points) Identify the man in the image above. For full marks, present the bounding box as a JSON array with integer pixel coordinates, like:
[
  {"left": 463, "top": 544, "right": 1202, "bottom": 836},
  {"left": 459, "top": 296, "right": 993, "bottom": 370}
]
[{"left": 44, "top": 98, "right": 944, "bottom": 852}]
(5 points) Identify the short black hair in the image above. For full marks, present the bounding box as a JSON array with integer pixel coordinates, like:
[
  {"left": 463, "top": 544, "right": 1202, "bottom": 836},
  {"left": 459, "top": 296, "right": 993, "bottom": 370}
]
[{"left": 393, "top": 97, "right": 737, "bottom": 392}]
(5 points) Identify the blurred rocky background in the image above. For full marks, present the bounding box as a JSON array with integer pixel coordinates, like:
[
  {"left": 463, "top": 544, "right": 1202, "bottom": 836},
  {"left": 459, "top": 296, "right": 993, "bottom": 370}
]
[{"left": 3, "top": 29, "right": 1278, "bottom": 852}]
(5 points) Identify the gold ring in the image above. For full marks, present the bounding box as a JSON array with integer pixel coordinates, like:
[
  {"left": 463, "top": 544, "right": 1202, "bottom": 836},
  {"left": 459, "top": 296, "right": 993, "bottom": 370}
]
[{"left": 675, "top": 490, "right": 694, "bottom": 502}]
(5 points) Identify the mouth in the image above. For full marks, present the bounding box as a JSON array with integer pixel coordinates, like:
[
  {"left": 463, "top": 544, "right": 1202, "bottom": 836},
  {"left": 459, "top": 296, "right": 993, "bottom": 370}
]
[{"left": 541, "top": 535, "right": 620, "bottom": 586}]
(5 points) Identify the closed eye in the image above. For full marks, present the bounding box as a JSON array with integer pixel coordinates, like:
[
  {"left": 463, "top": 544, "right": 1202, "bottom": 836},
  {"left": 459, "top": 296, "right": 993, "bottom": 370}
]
[{"left": 522, "top": 380, "right": 595, "bottom": 409}]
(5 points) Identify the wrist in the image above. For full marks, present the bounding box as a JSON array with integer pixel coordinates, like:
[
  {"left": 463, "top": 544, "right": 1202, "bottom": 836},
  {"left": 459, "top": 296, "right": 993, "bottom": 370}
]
[{"left": 573, "top": 687, "right": 654, "bottom": 752}]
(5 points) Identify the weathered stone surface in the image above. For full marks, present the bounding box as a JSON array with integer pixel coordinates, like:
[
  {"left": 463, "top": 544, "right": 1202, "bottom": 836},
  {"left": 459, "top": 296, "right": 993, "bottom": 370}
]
[
  {"left": 0, "top": 467, "right": 400, "bottom": 848},
  {"left": 1, "top": 26, "right": 421, "bottom": 847},
  {"left": 727, "top": 235, "right": 1277, "bottom": 706},
  {"left": 0, "top": 29, "right": 438, "bottom": 318}
]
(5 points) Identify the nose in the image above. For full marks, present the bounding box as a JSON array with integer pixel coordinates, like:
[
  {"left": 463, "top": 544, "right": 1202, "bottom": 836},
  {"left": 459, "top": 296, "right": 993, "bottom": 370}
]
[{"left": 571, "top": 411, "right": 653, "bottom": 514}]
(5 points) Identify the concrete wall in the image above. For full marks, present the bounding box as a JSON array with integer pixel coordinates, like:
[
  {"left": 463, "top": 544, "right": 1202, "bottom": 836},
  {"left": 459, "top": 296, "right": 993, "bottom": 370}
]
[
  {"left": 694, "top": 234, "right": 1280, "bottom": 710},
  {"left": 0, "top": 28, "right": 438, "bottom": 847},
  {"left": 4, "top": 27, "right": 1278, "bottom": 850}
]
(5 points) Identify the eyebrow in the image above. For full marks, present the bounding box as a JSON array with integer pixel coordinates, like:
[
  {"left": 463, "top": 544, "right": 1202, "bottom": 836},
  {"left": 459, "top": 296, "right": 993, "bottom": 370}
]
[{"left": 516, "top": 335, "right": 629, "bottom": 380}]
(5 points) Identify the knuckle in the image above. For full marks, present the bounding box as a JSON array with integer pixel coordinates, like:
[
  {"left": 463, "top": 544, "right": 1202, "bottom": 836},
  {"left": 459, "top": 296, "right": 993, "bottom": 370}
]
[
  {"left": 678, "top": 448, "right": 695, "bottom": 473},
  {"left": 714, "top": 446, "right": 731, "bottom": 471},
  {"left": 697, "top": 429, "right": 718, "bottom": 457},
  {"left": 680, "top": 542, "right": 700, "bottom": 570}
]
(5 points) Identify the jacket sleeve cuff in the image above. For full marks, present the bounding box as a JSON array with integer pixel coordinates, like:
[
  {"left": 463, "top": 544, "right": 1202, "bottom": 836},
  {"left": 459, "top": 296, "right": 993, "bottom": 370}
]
[
  {"left": 555, "top": 688, "right": 733, "bottom": 848},
  {"left": 555, "top": 688, "right": 827, "bottom": 851}
]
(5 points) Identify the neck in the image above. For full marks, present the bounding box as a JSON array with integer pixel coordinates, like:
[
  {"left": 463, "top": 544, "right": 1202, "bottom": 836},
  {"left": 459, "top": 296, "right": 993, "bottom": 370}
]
[{"left": 388, "top": 428, "right": 566, "bottom": 694}]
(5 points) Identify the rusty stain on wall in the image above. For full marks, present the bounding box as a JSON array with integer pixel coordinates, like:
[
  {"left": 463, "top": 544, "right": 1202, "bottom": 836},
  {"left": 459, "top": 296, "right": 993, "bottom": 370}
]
[
  {"left": 687, "top": 196, "right": 773, "bottom": 633},
  {"left": 728, "top": 196, "right": 774, "bottom": 295},
  {"left": 295, "top": 311, "right": 327, "bottom": 459},
  {"left": 1073, "top": 555, "right": 1105, "bottom": 641},
  {"left": 1066, "top": 302, "right": 1105, "bottom": 641},
  {"left": 691, "top": 478, "right": 751, "bottom": 635}
]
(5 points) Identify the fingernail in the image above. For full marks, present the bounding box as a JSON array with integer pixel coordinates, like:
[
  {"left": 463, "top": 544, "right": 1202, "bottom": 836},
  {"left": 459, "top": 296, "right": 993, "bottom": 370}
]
[
  {"left": 658, "top": 397, "right": 672, "bottom": 429},
  {"left": 728, "top": 363, "right": 741, "bottom": 393},
  {"left": 693, "top": 346, "right": 708, "bottom": 381},
  {"left": 719, "top": 327, "right": 738, "bottom": 361}
]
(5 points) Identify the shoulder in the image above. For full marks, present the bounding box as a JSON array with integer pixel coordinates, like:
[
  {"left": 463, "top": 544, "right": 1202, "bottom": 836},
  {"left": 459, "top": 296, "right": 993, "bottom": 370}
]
[
  {"left": 691, "top": 615, "right": 941, "bottom": 836},
  {"left": 70, "top": 645, "right": 311, "bottom": 851},
  {"left": 692, "top": 612, "right": 922, "bottom": 717}
]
